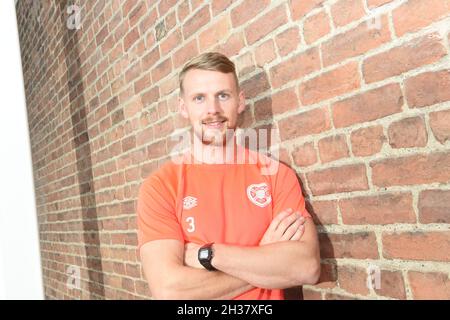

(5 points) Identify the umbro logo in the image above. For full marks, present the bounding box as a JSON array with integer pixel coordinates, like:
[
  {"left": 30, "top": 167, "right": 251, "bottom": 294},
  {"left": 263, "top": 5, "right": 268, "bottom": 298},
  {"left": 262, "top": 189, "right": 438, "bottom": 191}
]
[{"left": 183, "top": 196, "right": 198, "bottom": 210}]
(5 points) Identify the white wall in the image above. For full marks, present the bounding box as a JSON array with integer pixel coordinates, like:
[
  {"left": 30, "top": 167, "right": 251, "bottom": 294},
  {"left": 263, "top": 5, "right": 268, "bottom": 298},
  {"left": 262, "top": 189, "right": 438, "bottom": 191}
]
[{"left": 0, "top": 0, "right": 44, "bottom": 300}]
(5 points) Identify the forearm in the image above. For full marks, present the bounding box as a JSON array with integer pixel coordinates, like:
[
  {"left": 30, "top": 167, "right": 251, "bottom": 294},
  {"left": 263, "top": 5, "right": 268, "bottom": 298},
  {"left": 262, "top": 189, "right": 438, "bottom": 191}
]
[
  {"left": 212, "top": 241, "right": 320, "bottom": 289},
  {"left": 161, "top": 265, "right": 253, "bottom": 300}
]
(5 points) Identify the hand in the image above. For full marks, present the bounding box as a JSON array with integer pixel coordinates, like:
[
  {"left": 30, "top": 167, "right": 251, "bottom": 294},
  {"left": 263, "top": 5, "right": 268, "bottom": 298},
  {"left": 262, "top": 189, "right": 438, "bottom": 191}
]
[
  {"left": 259, "top": 208, "right": 306, "bottom": 245},
  {"left": 183, "top": 242, "right": 203, "bottom": 269}
]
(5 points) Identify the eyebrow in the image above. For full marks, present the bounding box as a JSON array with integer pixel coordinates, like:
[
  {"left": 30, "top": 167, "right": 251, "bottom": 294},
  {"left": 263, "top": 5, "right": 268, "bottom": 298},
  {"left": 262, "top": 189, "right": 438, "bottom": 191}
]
[{"left": 189, "top": 89, "right": 233, "bottom": 97}]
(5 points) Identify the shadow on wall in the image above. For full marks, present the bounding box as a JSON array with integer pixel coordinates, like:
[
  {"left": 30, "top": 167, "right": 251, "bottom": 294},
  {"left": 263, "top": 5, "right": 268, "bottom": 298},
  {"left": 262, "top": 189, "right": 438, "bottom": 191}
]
[
  {"left": 235, "top": 67, "right": 336, "bottom": 300},
  {"left": 59, "top": 0, "right": 104, "bottom": 299}
]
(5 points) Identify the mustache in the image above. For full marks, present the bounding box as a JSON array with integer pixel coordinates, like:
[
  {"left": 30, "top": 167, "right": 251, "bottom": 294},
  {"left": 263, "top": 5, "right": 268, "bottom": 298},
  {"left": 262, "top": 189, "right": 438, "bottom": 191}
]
[{"left": 201, "top": 116, "right": 228, "bottom": 124}]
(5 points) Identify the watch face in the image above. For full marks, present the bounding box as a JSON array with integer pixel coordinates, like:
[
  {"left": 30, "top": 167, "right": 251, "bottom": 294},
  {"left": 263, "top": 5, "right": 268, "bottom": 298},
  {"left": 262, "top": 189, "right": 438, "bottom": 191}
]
[{"left": 199, "top": 249, "right": 209, "bottom": 259}]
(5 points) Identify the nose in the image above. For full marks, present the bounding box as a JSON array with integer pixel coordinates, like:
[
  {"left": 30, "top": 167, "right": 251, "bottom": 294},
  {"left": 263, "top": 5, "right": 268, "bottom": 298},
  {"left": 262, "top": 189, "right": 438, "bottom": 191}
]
[{"left": 206, "top": 96, "right": 222, "bottom": 115}]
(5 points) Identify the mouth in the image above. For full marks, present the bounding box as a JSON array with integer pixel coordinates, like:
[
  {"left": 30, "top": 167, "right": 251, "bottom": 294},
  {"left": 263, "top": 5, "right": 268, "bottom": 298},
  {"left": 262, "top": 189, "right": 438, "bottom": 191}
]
[{"left": 202, "top": 119, "right": 227, "bottom": 129}]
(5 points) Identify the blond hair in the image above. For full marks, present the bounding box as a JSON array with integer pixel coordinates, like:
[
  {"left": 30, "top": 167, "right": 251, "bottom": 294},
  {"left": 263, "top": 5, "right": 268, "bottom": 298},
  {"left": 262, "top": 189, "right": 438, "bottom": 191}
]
[{"left": 179, "top": 52, "right": 239, "bottom": 94}]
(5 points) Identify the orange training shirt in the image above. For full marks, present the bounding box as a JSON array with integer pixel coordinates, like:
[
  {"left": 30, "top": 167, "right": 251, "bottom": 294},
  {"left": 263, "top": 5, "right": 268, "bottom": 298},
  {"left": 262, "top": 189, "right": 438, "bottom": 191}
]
[{"left": 137, "top": 146, "right": 311, "bottom": 300}]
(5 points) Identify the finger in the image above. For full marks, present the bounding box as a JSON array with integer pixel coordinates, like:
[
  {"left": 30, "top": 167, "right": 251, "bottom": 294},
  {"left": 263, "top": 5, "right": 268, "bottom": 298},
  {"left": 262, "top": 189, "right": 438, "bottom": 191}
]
[
  {"left": 290, "top": 224, "right": 305, "bottom": 241},
  {"left": 280, "top": 218, "right": 301, "bottom": 241},
  {"left": 266, "top": 208, "right": 293, "bottom": 233},
  {"left": 275, "top": 212, "right": 300, "bottom": 235}
]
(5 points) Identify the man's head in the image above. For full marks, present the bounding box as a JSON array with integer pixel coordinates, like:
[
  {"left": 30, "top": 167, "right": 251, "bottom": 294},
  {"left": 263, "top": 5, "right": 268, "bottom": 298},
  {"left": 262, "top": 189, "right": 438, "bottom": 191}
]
[{"left": 178, "top": 52, "right": 245, "bottom": 146}]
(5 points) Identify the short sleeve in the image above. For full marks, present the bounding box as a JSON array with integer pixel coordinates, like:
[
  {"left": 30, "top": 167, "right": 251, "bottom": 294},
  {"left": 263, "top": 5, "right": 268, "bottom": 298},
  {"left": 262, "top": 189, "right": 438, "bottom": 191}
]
[
  {"left": 137, "top": 175, "right": 185, "bottom": 250},
  {"left": 272, "top": 164, "right": 311, "bottom": 219}
]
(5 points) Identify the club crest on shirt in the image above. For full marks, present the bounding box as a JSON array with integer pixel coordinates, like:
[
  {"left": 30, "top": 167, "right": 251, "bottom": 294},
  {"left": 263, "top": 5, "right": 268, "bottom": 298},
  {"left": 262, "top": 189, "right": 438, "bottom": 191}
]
[
  {"left": 183, "top": 196, "right": 197, "bottom": 210},
  {"left": 246, "top": 183, "right": 272, "bottom": 208}
]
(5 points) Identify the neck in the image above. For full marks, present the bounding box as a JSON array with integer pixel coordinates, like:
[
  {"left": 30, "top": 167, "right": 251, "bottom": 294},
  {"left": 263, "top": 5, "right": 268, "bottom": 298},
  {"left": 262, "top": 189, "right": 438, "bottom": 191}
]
[{"left": 189, "top": 133, "right": 240, "bottom": 164}]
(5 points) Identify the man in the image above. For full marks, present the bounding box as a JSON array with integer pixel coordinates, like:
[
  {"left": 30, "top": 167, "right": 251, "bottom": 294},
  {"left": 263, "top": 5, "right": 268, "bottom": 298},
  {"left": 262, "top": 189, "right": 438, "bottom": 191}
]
[{"left": 137, "top": 52, "right": 320, "bottom": 300}]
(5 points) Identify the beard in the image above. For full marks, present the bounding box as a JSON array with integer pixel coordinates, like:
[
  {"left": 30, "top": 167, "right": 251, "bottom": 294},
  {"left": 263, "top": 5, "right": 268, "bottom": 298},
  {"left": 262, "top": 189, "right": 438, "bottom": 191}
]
[{"left": 195, "top": 115, "right": 235, "bottom": 146}]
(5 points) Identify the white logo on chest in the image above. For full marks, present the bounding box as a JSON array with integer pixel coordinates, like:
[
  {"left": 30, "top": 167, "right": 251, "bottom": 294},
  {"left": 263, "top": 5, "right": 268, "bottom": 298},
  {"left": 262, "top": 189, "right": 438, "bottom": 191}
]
[
  {"left": 246, "top": 183, "right": 272, "bottom": 208},
  {"left": 183, "top": 196, "right": 197, "bottom": 210}
]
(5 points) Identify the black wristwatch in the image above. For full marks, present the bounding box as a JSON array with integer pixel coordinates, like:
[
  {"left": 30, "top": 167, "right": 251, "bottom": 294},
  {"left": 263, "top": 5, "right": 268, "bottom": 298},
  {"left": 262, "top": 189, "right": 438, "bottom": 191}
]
[{"left": 198, "top": 243, "right": 216, "bottom": 271}]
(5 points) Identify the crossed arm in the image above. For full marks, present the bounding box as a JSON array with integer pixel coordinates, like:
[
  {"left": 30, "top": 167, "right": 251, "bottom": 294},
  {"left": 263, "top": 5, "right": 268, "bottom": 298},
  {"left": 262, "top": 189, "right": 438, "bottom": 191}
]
[{"left": 140, "top": 209, "right": 321, "bottom": 299}]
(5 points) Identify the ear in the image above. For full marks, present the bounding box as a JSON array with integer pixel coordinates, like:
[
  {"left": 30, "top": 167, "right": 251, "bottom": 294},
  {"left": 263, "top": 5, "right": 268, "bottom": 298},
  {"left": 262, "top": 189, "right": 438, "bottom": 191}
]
[
  {"left": 237, "top": 90, "right": 246, "bottom": 114},
  {"left": 178, "top": 96, "right": 189, "bottom": 119}
]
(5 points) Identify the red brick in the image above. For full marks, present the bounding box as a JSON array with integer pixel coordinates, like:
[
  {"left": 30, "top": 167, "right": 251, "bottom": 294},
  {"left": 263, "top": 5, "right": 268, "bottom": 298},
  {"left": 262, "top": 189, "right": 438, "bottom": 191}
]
[
  {"left": 408, "top": 271, "right": 450, "bottom": 299},
  {"left": 160, "top": 29, "right": 182, "bottom": 56},
  {"left": 375, "top": 270, "right": 406, "bottom": 299},
  {"left": 129, "top": 1, "right": 147, "bottom": 28},
  {"left": 158, "top": 0, "right": 178, "bottom": 16},
  {"left": 306, "top": 200, "right": 339, "bottom": 225},
  {"left": 300, "top": 62, "right": 361, "bottom": 105},
  {"left": 331, "top": 0, "right": 365, "bottom": 27},
  {"left": 307, "top": 164, "right": 369, "bottom": 195},
  {"left": 255, "top": 87, "right": 299, "bottom": 122},
  {"left": 332, "top": 83, "right": 403, "bottom": 128},
  {"left": 139, "top": 8, "right": 158, "bottom": 36},
  {"left": 270, "top": 48, "right": 320, "bottom": 88},
  {"left": 141, "top": 87, "right": 160, "bottom": 107},
  {"left": 371, "top": 152, "right": 450, "bottom": 187},
  {"left": 429, "top": 109, "right": 450, "bottom": 144},
  {"left": 134, "top": 74, "right": 151, "bottom": 95},
  {"left": 212, "top": 0, "right": 233, "bottom": 16},
  {"left": 245, "top": 5, "right": 288, "bottom": 45},
  {"left": 339, "top": 193, "right": 416, "bottom": 224},
  {"left": 316, "top": 263, "right": 337, "bottom": 289},
  {"left": 230, "top": 0, "right": 270, "bottom": 27},
  {"left": 388, "top": 116, "right": 428, "bottom": 148},
  {"left": 123, "top": 27, "right": 140, "bottom": 52},
  {"left": 177, "top": 1, "right": 190, "bottom": 22},
  {"left": 240, "top": 72, "right": 270, "bottom": 99},
  {"left": 325, "top": 293, "right": 358, "bottom": 300},
  {"left": 337, "top": 265, "right": 370, "bottom": 295},
  {"left": 255, "top": 40, "right": 276, "bottom": 67},
  {"left": 303, "top": 10, "right": 331, "bottom": 44},
  {"left": 418, "top": 189, "right": 450, "bottom": 223},
  {"left": 277, "top": 148, "right": 292, "bottom": 167},
  {"left": 363, "top": 33, "right": 447, "bottom": 84},
  {"left": 350, "top": 125, "right": 386, "bottom": 157},
  {"left": 367, "top": 0, "right": 394, "bottom": 8},
  {"left": 318, "top": 135, "right": 349, "bottom": 163},
  {"left": 183, "top": 5, "right": 210, "bottom": 39},
  {"left": 123, "top": 96, "right": 143, "bottom": 119},
  {"left": 406, "top": 69, "right": 450, "bottom": 108},
  {"left": 235, "top": 52, "right": 255, "bottom": 76},
  {"left": 190, "top": 0, "right": 205, "bottom": 12},
  {"left": 322, "top": 15, "right": 391, "bottom": 67},
  {"left": 271, "top": 87, "right": 299, "bottom": 115},
  {"left": 292, "top": 142, "right": 318, "bottom": 167},
  {"left": 393, "top": 0, "right": 450, "bottom": 37},
  {"left": 290, "top": 0, "right": 325, "bottom": 21},
  {"left": 151, "top": 58, "right": 172, "bottom": 83},
  {"left": 214, "top": 32, "right": 246, "bottom": 57},
  {"left": 125, "top": 61, "right": 142, "bottom": 83},
  {"left": 199, "top": 16, "right": 230, "bottom": 51},
  {"left": 383, "top": 231, "right": 450, "bottom": 262},
  {"left": 160, "top": 75, "right": 178, "bottom": 96},
  {"left": 275, "top": 27, "right": 301, "bottom": 57},
  {"left": 165, "top": 11, "right": 177, "bottom": 31},
  {"left": 302, "top": 289, "right": 322, "bottom": 300},
  {"left": 173, "top": 39, "right": 199, "bottom": 69},
  {"left": 142, "top": 47, "right": 160, "bottom": 71},
  {"left": 319, "top": 232, "right": 379, "bottom": 259},
  {"left": 278, "top": 107, "right": 331, "bottom": 141}
]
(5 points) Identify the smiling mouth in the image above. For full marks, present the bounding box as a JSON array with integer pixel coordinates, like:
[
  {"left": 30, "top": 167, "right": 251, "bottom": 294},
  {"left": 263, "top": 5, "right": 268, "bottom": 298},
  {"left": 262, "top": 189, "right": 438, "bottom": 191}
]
[{"left": 202, "top": 119, "right": 227, "bottom": 128}]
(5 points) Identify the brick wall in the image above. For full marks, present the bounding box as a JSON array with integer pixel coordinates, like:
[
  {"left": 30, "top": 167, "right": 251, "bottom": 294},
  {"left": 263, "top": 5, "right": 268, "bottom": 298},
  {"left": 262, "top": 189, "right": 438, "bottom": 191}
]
[{"left": 16, "top": 0, "right": 450, "bottom": 300}]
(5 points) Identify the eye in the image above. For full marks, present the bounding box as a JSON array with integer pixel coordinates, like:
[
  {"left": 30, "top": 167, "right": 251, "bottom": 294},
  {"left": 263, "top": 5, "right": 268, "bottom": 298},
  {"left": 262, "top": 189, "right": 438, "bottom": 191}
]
[
  {"left": 218, "top": 93, "right": 229, "bottom": 101},
  {"left": 193, "top": 95, "right": 204, "bottom": 103}
]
